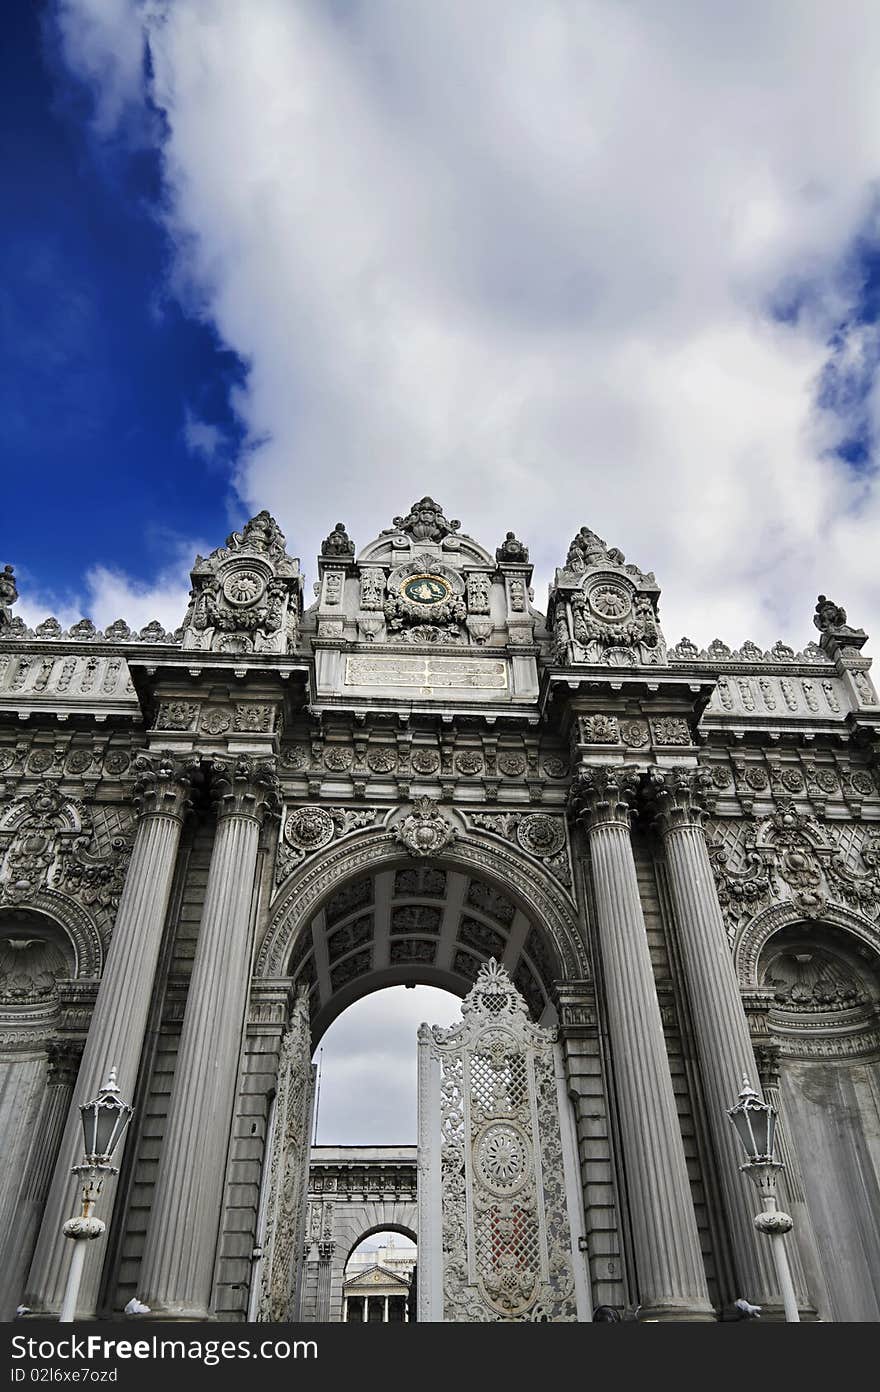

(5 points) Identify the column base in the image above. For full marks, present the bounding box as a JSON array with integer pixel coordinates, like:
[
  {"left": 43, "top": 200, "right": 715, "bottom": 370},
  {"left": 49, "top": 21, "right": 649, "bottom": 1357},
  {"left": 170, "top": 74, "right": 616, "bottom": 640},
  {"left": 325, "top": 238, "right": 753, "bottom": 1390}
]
[{"left": 636, "top": 1301, "right": 718, "bottom": 1322}]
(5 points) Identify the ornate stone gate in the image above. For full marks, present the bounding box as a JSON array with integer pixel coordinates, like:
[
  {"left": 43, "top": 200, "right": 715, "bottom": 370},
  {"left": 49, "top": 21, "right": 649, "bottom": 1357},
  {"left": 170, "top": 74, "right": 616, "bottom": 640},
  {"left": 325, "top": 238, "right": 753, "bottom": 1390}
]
[{"left": 2, "top": 497, "right": 880, "bottom": 1321}]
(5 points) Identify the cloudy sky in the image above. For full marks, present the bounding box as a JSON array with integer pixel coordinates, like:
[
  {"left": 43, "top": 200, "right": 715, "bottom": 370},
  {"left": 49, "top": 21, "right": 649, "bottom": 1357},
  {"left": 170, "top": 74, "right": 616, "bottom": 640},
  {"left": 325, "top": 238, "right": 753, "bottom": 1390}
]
[
  {"left": 314, "top": 985, "right": 461, "bottom": 1144},
  {"left": 4, "top": 0, "right": 880, "bottom": 652}
]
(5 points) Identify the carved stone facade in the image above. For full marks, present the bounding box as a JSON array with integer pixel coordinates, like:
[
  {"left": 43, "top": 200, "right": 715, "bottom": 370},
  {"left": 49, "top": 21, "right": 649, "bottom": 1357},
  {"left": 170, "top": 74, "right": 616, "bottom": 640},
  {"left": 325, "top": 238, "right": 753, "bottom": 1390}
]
[{"left": 1, "top": 504, "right": 879, "bottom": 1323}]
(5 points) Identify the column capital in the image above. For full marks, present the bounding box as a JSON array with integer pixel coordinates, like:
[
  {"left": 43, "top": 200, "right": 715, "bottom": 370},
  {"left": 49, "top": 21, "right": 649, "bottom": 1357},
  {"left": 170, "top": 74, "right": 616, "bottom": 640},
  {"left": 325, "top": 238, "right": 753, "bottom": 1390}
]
[
  {"left": 45, "top": 1037, "right": 84, "bottom": 1089},
  {"left": 131, "top": 750, "right": 200, "bottom": 822},
  {"left": 210, "top": 753, "right": 281, "bottom": 824},
  {"left": 645, "top": 765, "right": 717, "bottom": 834},
  {"left": 567, "top": 765, "right": 642, "bottom": 829}
]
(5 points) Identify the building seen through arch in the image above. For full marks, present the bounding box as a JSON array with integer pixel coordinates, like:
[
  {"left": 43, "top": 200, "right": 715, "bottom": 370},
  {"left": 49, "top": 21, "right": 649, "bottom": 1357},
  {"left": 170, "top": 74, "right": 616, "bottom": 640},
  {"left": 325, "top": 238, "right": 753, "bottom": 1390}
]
[{"left": 1, "top": 501, "right": 879, "bottom": 1322}]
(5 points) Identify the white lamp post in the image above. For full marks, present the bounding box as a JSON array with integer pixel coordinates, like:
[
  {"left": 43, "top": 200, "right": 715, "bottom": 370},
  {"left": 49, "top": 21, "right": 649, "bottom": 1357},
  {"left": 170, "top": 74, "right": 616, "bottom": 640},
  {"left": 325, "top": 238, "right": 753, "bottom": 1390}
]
[
  {"left": 726, "top": 1075, "right": 800, "bottom": 1323},
  {"left": 59, "top": 1067, "right": 133, "bottom": 1323}
]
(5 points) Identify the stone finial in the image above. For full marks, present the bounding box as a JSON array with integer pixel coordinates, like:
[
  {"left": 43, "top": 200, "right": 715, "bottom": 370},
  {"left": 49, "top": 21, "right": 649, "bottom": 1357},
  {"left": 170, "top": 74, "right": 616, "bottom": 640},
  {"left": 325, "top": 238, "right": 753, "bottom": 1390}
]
[
  {"left": 0, "top": 564, "right": 19, "bottom": 629},
  {"left": 813, "top": 595, "right": 849, "bottom": 634},
  {"left": 392, "top": 497, "right": 460, "bottom": 543},
  {"left": 321, "top": 522, "right": 355, "bottom": 558},
  {"left": 812, "top": 593, "right": 868, "bottom": 657},
  {"left": 564, "top": 526, "right": 626, "bottom": 574},
  {"left": 495, "top": 531, "right": 529, "bottom": 564}
]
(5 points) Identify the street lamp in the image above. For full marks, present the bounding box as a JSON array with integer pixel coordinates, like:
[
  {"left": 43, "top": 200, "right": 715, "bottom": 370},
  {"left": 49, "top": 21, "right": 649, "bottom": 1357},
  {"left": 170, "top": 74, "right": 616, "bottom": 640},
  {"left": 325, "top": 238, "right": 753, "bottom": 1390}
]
[
  {"left": 59, "top": 1067, "right": 133, "bottom": 1323},
  {"left": 726, "top": 1075, "right": 799, "bottom": 1323}
]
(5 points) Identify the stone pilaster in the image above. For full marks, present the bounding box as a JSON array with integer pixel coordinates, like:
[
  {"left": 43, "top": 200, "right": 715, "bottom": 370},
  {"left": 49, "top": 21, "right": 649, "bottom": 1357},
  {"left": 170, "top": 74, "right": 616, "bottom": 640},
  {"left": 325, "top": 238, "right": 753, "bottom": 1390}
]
[
  {"left": 24, "top": 753, "right": 196, "bottom": 1316},
  {"left": 649, "top": 768, "right": 795, "bottom": 1312},
  {"left": 569, "top": 767, "right": 713, "bottom": 1320},
  {"left": 138, "top": 755, "right": 280, "bottom": 1319}
]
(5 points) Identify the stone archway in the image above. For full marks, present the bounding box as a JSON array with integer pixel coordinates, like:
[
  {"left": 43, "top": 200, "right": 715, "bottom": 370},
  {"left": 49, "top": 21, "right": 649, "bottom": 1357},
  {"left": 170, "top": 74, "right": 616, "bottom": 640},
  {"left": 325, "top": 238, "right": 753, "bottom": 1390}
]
[
  {"left": 735, "top": 905, "right": 880, "bottom": 1321},
  {"left": 246, "top": 829, "right": 590, "bottom": 1322},
  {"left": 751, "top": 917, "right": 880, "bottom": 1321},
  {"left": 259, "top": 826, "right": 588, "bottom": 1041}
]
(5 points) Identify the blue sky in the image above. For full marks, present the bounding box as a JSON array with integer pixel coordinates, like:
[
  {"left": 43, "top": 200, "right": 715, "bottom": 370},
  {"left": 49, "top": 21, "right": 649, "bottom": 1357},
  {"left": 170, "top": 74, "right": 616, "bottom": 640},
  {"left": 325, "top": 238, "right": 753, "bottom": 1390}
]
[
  {"left": 3, "top": 0, "right": 880, "bottom": 648},
  {"left": 2, "top": 3, "right": 245, "bottom": 611}
]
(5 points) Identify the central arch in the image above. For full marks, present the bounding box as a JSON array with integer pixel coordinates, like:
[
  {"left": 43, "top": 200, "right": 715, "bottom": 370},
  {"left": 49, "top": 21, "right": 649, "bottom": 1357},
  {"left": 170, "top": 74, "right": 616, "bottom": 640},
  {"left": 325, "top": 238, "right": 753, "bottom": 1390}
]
[{"left": 258, "top": 827, "right": 588, "bottom": 1041}]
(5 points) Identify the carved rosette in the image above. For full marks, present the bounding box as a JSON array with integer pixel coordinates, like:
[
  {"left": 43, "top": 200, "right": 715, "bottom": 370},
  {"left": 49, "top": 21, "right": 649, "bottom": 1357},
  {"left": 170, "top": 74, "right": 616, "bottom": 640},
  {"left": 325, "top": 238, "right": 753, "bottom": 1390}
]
[
  {"left": 210, "top": 754, "right": 281, "bottom": 825},
  {"left": 394, "top": 797, "right": 457, "bottom": 857},
  {"left": 276, "top": 805, "right": 377, "bottom": 883},
  {"left": 567, "top": 766, "right": 641, "bottom": 829},
  {"left": 131, "top": 752, "right": 199, "bottom": 823}
]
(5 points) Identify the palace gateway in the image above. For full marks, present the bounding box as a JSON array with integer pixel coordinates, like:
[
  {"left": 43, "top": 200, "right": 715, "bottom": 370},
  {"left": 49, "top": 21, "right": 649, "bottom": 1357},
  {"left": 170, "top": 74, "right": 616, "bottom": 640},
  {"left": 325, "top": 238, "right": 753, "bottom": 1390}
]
[{"left": 0, "top": 499, "right": 878, "bottom": 1322}]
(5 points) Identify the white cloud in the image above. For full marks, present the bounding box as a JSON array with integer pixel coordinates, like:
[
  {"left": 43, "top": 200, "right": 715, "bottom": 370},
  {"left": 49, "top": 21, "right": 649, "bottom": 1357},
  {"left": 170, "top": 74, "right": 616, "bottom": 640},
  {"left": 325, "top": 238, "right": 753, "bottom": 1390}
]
[
  {"left": 182, "top": 405, "right": 224, "bottom": 463},
  {"left": 14, "top": 548, "right": 197, "bottom": 633},
  {"left": 53, "top": 0, "right": 880, "bottom": 650},
  {"left": 314, "top": 986, "right": 462, "bottom": 1145}
]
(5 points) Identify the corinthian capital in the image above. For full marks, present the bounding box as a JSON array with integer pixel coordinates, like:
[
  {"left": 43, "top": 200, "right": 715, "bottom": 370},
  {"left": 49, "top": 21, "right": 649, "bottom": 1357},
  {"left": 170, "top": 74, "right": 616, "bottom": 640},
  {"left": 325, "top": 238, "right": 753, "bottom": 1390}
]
[
  {"left": 210, "top": 753, "right": 281, "bottom": 824},
  {"left": 567, "top": 765, "right": 642, "bottom": 828},
  {"left": 131, "top": 751, "right": 200, "bottom": 822},
  {"left": 646, "top": 766, "right": 716, "bottom": 833}
]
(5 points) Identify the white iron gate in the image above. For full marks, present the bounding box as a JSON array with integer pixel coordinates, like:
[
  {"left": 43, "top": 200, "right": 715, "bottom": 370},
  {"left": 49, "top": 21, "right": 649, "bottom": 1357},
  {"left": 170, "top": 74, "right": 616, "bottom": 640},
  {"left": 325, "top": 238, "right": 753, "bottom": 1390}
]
[{"left": 417, "top": 959, "right": 589, "bottom": 1321}]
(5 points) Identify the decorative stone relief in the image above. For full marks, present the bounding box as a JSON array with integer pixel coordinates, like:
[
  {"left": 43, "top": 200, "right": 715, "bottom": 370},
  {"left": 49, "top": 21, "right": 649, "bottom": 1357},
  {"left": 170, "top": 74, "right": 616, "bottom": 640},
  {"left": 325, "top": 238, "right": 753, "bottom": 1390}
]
[
  {"left": 549, "top": 525, "right": 665, "bottom": 667},
  {"left": 200, "top": 708, "right": 231, "bottom": 736},
  {"left": 496, "top": 532, "right": 529, "bottom": 563},
  {"left": 383, "top": 553, "right": 467, "bottom": 641},
  {"left": 359, "top": 568, "right": 385, "bottom": 610},
  {"left": 708, "top": 802, "right": 880, "bottom": 942},
  {"left": 649, "top": 716, "right": 691, "bottom": 746},
  {"left": 276, "top": 806, "right": 377, "bottom": 884},
  {"left": 234, "top": 704, "right": 274, "bottom": 733},
  {"left": 155, "top": 702, "right": 198, "bottom": 731},
  {"left": 392, "top": 497, "right": 460, "bottom": 543},
  {"left": 466, "top": 573, "right": 491, "bottom": 614},
  {"left": 468, "top": 811, "right": 571, "bottom": 889},
  {"left": 321, "top": 523, "right": 355, "bottom": 558},
  {"left": 394, "top": 797, "right": 457, "bottom": 857},
  {"left": 256, "top": 990, "right": 313, "bottom": 1322},
  {"left": 0, "top": 782, "right": 133, "bottom": 922},
  {"left": 411, "top": 748, "right": 441, "bottom": 775},
  {"left": 324, "top": 573, "right": 343, "bottom": 605},
  {"left": 577, "top": 714, "right": 619, "bottom": 745},
  {"left": 181, "top": 510, "right": 303, "bottom": 654}
]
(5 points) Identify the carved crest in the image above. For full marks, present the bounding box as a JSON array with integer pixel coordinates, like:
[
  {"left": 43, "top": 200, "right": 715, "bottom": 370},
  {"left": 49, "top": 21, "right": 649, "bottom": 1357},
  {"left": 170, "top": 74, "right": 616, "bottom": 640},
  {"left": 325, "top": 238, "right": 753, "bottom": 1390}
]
[{"left": 395, "top": 797, "right": 457, "bottom": 858}]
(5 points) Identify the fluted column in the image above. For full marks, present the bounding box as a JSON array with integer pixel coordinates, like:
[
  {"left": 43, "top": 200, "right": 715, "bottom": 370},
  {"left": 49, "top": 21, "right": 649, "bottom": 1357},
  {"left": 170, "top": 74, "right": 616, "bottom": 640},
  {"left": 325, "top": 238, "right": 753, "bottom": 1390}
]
[
  {"left": 650, "top": 768, "right": 788, "bottom": 1311},
  {"left": 0, "top": 1044, "right": 81, "bottom": 1320},
  {"left": 570, "top": 768, "right": 713, "bottom": 1320},
  {"left": 24, "top": 754, "right": 195, "bottom": 1316},
  {"left": 139, "top": 755, "right": 279, "bottom": 1318}
]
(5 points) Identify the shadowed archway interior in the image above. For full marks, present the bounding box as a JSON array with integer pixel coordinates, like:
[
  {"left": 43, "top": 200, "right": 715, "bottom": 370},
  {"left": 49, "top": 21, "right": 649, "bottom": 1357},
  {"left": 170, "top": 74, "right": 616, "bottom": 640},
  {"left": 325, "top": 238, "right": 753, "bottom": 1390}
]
[{"left": 286, "top": 861, "right": 564, "bottom": 1042}]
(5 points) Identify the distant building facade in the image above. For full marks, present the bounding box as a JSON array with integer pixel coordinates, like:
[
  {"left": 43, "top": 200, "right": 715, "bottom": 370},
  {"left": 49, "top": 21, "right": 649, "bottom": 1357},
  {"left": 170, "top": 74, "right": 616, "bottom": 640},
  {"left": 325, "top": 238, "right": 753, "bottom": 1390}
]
[{"left": 0, "top": 500, "right": 879, "bottom": 1322}]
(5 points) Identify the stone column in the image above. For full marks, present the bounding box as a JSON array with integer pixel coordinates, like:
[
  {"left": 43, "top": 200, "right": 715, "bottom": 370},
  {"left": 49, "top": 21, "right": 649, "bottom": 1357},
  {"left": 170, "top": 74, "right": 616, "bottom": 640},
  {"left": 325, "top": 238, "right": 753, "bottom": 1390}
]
[
  {"left": 25, "top": 753, "right": 195, "bottom": 1316},
  {"left": 0, "top": 1043, "right": 81, "bottom": 1320},
  {"left": 569, "top": 768, "right": 713, "bottom": 1320},
  {"left": 138, "top": 755, "right": 279, "bottom": 1319},
  {"left": 315, "top": 1243, "right": 334, "bottom": 1322},
  {"left": 649, "top": 768, "right": 788, "bottom": 1311}
]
